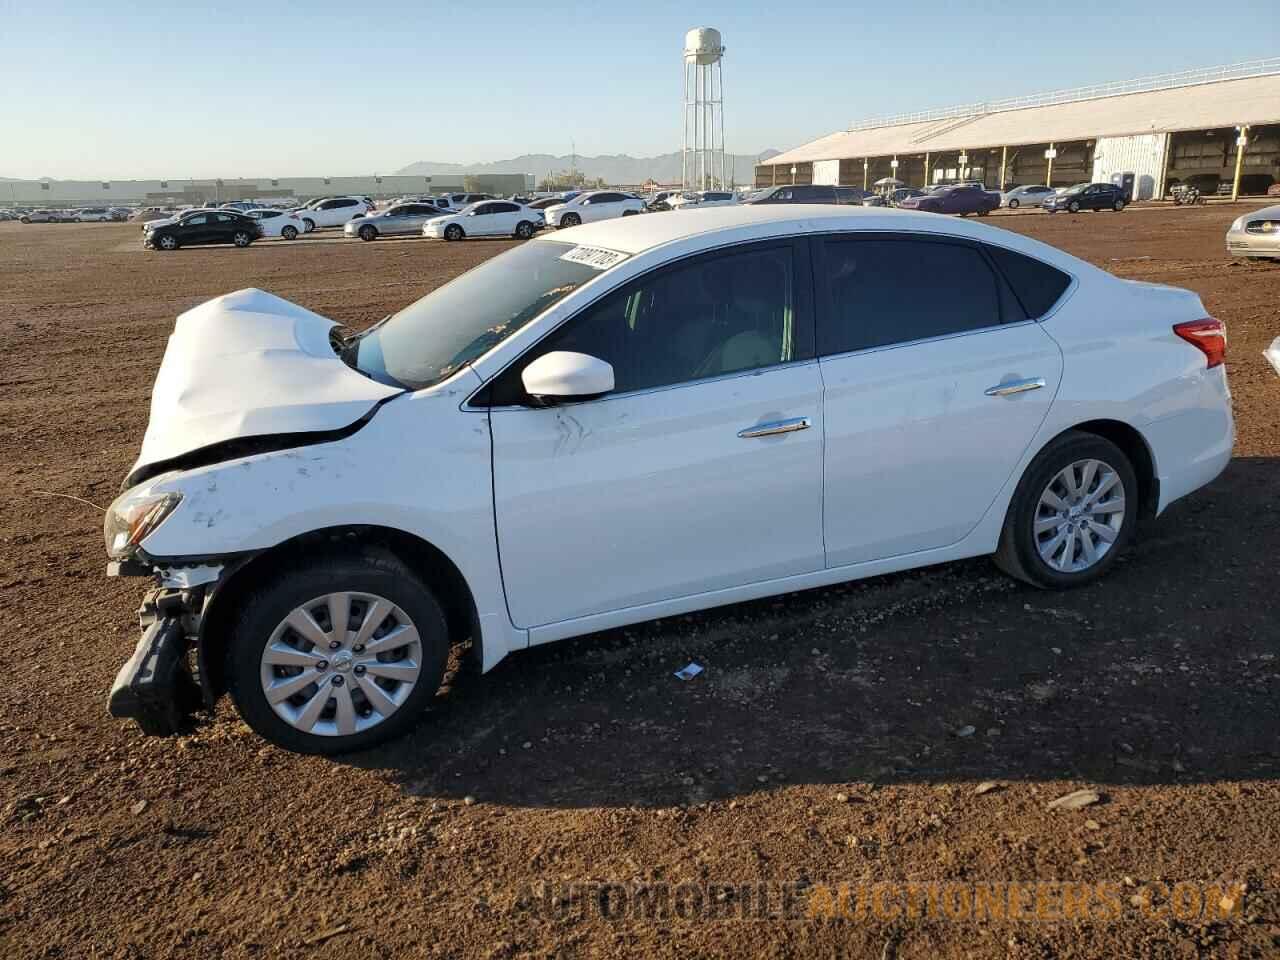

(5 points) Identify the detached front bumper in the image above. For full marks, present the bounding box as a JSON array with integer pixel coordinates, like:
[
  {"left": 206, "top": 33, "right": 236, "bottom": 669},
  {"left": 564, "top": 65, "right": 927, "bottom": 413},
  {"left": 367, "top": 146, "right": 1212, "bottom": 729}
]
[{"left": 106, "top": 565, "right": 225, "bottom": 736}]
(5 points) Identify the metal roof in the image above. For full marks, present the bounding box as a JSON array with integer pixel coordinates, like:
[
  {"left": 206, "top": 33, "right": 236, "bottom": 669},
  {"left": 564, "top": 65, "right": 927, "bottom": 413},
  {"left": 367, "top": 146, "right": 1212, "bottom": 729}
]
[{"left": 765, "top": 64, "right": 1280, "bottom": 166}]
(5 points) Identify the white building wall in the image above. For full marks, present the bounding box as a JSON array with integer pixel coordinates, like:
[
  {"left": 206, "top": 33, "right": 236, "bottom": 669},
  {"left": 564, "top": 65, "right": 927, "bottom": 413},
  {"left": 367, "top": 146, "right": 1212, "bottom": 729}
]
[
  {"left": 1091, "top": 133, "right": 1168, "bottom": 200},
  {"left": 811, "top": 159, "right": 840, "bottom": 185}
]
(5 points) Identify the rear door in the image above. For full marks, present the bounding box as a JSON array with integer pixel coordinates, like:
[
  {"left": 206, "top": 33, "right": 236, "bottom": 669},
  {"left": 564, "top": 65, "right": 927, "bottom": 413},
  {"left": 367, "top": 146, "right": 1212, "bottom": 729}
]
[
  {"left": 488, "top": 238, "right": 825, "bottom": 630},
  {"left": 814, "top": 233, "right": 1064, "bottom": 566}
]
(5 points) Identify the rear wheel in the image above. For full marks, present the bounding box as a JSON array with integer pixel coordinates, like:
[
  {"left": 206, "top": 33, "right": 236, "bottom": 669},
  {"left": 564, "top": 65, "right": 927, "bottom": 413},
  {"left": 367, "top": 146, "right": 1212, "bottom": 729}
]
[
  {"left": 359, "top": 224, "right": 377, "bottom": 242},
  {"left": 444, "top": 223, "right": 464, "bottom": 241},
  {"left": 226, "top": 549, "right": 450, "bottom": 755},
  {"left": 514, "top": 220, "right": 534, "bottom": 239},
  {"left": 1113, "top": 199, "right": 1126, "bottom": 212},
  {"left": 995, "top": 431, "right": 1137, "bottom": 589},
  {"left": 302, "top": 218, "right": 316, "bottom": 232},
  {"left": 622, "top": 209, "right": 639, "bottom": 217},
  {"left": 232, "top": 230, "right": 253, "bottom": 247},
  {"left": 281, "top": 225, "right": 298, "bottom": 240}
]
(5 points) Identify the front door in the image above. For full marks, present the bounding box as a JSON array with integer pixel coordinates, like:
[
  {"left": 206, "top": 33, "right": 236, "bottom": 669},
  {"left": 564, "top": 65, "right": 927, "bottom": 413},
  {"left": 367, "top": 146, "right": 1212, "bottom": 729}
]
[
  {"left": 488, "top": 239, "right": 825, "bottom": 629},
  {"left": 814, "top": 233, "right": 1063, "bottom": 566}
]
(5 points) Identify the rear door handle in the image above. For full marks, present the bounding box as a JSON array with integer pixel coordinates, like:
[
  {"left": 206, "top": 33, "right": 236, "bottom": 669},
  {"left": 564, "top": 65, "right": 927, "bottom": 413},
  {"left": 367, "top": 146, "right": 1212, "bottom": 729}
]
[
  {"left": 738, "top": 417, "right": 811, "bottom": 439},
  {"left": 984, "top": 377, "right": 1046, "bottom": 398}
]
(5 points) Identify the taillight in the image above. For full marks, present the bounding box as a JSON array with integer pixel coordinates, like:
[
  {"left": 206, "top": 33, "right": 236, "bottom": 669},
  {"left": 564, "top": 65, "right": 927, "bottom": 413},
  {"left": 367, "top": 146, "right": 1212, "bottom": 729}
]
[{"left": 1173, "top": 318, "right": 1226, "bottom": 369}]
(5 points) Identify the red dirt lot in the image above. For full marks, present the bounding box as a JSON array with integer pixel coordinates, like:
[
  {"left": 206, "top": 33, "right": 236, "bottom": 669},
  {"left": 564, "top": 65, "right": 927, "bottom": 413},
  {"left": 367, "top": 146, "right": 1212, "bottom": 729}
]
[{"left": 1, "top": 205, "right": 1278, "bottom": 959}]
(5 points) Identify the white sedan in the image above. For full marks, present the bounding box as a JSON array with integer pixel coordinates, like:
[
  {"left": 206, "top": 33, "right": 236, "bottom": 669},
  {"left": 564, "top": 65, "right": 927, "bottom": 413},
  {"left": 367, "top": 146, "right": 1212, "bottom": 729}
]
[
  {"left": 102, "top": 205, "right": 1233, "bottom": 753},
  {"left": 1001, "top": 185, "right": 1057, "bottom": 209},
  {"left": 246, "top": 208, "right": 307, "bottom": 240},
  {"left": 668, "top": 190, "right": 739, "bottom": 211},
  {"left": 543, "top": 190, "right": 646, "bottom": 228},
  {"left": 422, "top": 201, "right": 543, "bottom": 240}
]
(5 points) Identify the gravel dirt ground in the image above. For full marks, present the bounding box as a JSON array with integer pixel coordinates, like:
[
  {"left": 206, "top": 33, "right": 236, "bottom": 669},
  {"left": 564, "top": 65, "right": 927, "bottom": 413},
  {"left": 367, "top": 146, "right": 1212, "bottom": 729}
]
[{"left": 1, "top": 204, "right": 1278, "bottom": 959}]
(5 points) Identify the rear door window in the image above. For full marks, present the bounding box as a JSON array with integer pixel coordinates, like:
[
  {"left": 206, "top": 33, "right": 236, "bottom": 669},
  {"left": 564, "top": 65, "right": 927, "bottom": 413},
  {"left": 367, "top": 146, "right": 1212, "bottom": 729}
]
[{"left": 817, "top": 235, "right": 1004, "bottom": 355}]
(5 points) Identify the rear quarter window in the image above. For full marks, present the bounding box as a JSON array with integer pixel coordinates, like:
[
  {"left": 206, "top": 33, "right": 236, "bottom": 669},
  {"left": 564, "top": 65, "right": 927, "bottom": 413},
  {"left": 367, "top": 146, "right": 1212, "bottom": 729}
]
[{"left": 985, "top": 246, "right": 1072, "bottom": 319}]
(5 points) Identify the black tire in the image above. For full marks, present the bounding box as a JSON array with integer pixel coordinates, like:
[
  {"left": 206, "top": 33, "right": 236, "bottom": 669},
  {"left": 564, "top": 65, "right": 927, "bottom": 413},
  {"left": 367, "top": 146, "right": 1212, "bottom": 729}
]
[
  {"left": 232, "top": 230, "right": 252, "bottom": 247},
  {"left": 225, "top": 548, "right": 450, "bottom": 755},
  {"left": 559, "top": 212, "right": 581, "bottom": 228},
  {"left": 156, "top": 233, "right": 179, "bottom": 251},
  {"left": 1068, "top": 201, "right": 1080, "bottom": 214},
  {"left": 994, "top": 431, "right": 1138, "bottom": 590},
  {"left": 514, "top": 220, "right": 533, "bottom": 239},
  {"left": 20, "top": 216, "right": 30, "bottom": 224},
  {"left": 1007, "top": 198, "right": 1019, "bottom": 209},
  {"left": 281, "top": 225, "right": 298, "bottom": 240},
  {"left": 622, "top": 209, "right": 639, "bottom": 217},
  {"left": 444, "top": 223, "right": 464, "bottom": 241},
  {"left": 302, "top": 217, "right": 316, "bottom": 232},
  {"left": 359, "top": 224, "right": 377, "bottom": 242},
  {"left": 977, "top": 209, "right": 990, "bottom": 217},
  {"left": 1113, "top": 199, "right": 1125, "bottom": 212}
]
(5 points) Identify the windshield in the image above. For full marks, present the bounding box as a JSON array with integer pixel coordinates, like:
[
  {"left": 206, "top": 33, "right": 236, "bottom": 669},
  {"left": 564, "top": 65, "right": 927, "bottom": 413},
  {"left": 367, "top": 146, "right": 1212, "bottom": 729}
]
[
  {"left": 1065, "top": 183, "right": 1089, "bottom": 194},
  {"left": 353, "top": 240, "right": 621, "bottom": 389}
]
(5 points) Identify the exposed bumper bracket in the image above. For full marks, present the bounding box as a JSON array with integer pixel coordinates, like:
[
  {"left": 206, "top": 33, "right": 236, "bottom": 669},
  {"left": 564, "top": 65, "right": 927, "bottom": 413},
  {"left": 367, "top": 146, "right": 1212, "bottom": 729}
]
[{"left": 107, "top": 615, "right": 201, "bottom": 736}]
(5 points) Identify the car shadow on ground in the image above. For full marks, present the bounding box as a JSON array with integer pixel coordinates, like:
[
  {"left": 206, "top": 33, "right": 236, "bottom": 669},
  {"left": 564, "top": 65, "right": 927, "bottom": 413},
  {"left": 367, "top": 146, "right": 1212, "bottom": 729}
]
[{"left": 342, "top": 457, "right": 1279, "bottom": 808}]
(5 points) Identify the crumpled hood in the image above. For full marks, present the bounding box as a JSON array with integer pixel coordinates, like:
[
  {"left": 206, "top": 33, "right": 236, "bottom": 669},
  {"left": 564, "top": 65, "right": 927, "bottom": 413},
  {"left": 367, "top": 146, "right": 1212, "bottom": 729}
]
[{"left": 129, "top": 288, "right": 403, "bottom": 483}]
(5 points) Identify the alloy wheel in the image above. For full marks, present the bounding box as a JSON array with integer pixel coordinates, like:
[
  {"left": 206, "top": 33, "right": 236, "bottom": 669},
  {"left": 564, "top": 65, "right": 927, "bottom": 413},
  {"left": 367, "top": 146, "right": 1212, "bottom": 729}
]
[
  {"left": 259, "top": 591, "right": 424, "bottom": 738},
  {"left": 159, "top": 235, "right": 176, "bottom": 250},
  {"left": 1033, "top": 459, "right": 1126, "bottom": 573}
]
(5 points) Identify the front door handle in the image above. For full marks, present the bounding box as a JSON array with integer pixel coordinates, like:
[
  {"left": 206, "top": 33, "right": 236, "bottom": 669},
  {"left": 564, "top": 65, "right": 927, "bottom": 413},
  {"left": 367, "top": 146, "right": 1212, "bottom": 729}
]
[
  {"left": 738, "top": 417, "right": 811, "bottom": 439},
  {"left": 984, "top": 377, "right": 1046, "bottom": 398}
]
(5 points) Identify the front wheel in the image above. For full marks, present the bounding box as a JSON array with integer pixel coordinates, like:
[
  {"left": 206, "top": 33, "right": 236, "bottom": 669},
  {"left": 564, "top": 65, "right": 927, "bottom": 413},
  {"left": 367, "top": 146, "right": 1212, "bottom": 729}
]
[
  {"left": 514, "top": 220, "right": 534, "bottom": 239},
  {"left": 281, "top": 225, "right": 298, "bottom": 240},
  {"left": 622, "top": 209, "right": 639, "bottom": 217},
  {"left": 559, "top": 212, "right": 581, "bottom": 228},
  {"left": 995, "top": 431, "right": 1137, "bottom": 590},
  {"left": 359, "top": 224, "right": 377, "bottom": 242},
  {"left": 1007, "top": 198, "right": 1019, "bottom": 209},
  {"left": 157, "top": 234, "right": 178, "bottom": 250},
  {"left": 1113, "top": 199, "right": 1126, "bottom": 212},
  {"left": 1068, "top": 201, "right": 1081, "bottom": 213},
  {"left": 226, "top": 549, "right": 450, "bottom": 755},
  {"left": 20, "top": 216, "right": 30, "bottom": 224},
  {"left": 444, "top": 223, "right": 464, "bottom": 241}
]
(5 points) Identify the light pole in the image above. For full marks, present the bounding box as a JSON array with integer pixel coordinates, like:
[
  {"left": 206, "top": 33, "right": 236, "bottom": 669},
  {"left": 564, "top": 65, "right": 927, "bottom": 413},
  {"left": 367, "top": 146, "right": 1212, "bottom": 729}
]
[
  {"left": 790, "top": 165, "right": 797, "bottom": 186},
  {"left": 1231, "top": 126, "right": 1249, "bottom": 201}
]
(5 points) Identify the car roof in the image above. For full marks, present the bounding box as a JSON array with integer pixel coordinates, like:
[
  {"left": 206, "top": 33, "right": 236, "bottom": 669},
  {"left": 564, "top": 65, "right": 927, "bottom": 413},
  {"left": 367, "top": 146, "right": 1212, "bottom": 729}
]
[{"left": 531, "top": 204, "right": 1021, "bottom": 255}]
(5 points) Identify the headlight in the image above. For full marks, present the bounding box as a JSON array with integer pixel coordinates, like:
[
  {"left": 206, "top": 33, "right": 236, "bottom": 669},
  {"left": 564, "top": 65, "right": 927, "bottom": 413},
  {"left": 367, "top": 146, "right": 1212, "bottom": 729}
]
[
  {"left": 104, "top": 490, "right": 182, "bottom": 559},
  {"left": 1231, "top": 216, "right": 1245, "bottom": 231}
]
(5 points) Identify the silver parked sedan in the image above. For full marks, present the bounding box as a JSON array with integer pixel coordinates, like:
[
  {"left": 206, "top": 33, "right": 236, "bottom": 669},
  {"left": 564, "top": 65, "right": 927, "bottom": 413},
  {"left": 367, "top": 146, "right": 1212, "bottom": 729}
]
[
  {"left": 343, "top": 202, "right": 446, "bottom": 241},
  {"left": 1226, "top": 205, "right": 1280, "bottom": 260}
]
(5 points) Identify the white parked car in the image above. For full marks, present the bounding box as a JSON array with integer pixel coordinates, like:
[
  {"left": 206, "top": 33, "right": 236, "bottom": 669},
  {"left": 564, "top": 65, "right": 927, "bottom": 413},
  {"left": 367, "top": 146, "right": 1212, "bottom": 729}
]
[
  {"left": 668, "top": 190, "right": 739, "bottom": 211},
  {"left": 103, "top": 205, "right": 1233, "bottom": 753},
  {"left": 290, "top": 197, "right": 371, "bottom": 232},
  {"left": 75, "top": 207, "right": 114, "bottom": 222},
  {"left": 1001, "top": 185, "right": 1057, "bottom": 209},
  {"left": 246, "top": 208, "right": 307, "bottom": 240},
  {"left": 543, "top": 190, "right": 646, "bottom": 228},
  {"left": 422, "top": 201, "right": 543, "bottom": 240}
]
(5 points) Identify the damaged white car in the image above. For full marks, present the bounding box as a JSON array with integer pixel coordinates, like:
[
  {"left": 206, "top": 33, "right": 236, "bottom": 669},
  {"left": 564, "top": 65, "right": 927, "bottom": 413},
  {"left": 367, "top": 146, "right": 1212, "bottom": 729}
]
[{"left": 106, "top": 206, "right": 1234, "bottom": 753}]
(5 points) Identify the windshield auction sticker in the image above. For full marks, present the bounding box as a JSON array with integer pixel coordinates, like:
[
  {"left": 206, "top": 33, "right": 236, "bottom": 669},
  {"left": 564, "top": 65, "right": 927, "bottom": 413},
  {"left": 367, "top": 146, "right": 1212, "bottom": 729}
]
[{"left": 558, "top": 245, "right": 630, "bottom": 270}]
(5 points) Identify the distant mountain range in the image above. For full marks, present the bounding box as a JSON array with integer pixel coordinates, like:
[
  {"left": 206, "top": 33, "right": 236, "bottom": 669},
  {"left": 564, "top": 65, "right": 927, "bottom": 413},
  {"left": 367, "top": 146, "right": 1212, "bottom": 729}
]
[{"left": 395, "top": 150, "right": 781, "bottom": 186}]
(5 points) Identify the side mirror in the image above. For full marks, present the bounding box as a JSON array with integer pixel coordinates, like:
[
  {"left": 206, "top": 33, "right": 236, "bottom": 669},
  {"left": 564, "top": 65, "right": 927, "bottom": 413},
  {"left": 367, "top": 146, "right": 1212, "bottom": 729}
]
[{"left": 521, "top": 351, "right": 614, "bottom": 405}]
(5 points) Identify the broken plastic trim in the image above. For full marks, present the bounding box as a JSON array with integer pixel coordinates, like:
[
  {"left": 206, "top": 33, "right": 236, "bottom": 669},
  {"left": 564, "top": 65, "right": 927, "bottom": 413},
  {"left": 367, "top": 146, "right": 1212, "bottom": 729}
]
[{"left": 122, "top": 395, "right": 398, "bottom": 491}]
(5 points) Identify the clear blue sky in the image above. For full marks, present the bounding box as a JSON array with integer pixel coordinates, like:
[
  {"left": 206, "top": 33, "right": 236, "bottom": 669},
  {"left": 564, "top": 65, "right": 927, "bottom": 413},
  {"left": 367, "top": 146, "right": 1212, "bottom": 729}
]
[{"left": 2, "top": 0, "right": 1276, "bottom": 179}]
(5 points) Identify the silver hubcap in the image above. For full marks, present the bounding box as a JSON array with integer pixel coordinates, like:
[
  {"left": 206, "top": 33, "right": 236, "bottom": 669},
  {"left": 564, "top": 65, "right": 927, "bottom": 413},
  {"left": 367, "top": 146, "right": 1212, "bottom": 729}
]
[
  {"left": 1035, "top": 459, "right": 1125, "bottom": 573},
  {"left": 160, "top": 236, "right": 175, "bottom": 249},
  {"left": 259, "top": 591, "right": 423, "bottom": 738}
]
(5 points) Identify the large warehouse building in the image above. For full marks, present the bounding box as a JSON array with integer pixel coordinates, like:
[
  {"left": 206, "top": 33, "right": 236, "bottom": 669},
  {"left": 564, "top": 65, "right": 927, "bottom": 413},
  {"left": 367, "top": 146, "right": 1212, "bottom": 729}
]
[{"left": 756, "top": 60, "right": 1280, "bottom": 200}]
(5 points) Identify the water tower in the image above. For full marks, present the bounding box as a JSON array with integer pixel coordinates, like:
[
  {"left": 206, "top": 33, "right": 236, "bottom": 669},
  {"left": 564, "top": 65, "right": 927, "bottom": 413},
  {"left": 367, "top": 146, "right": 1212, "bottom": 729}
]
[{"left": 682, "top": 27, "right": 726, "bottom": 192}]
